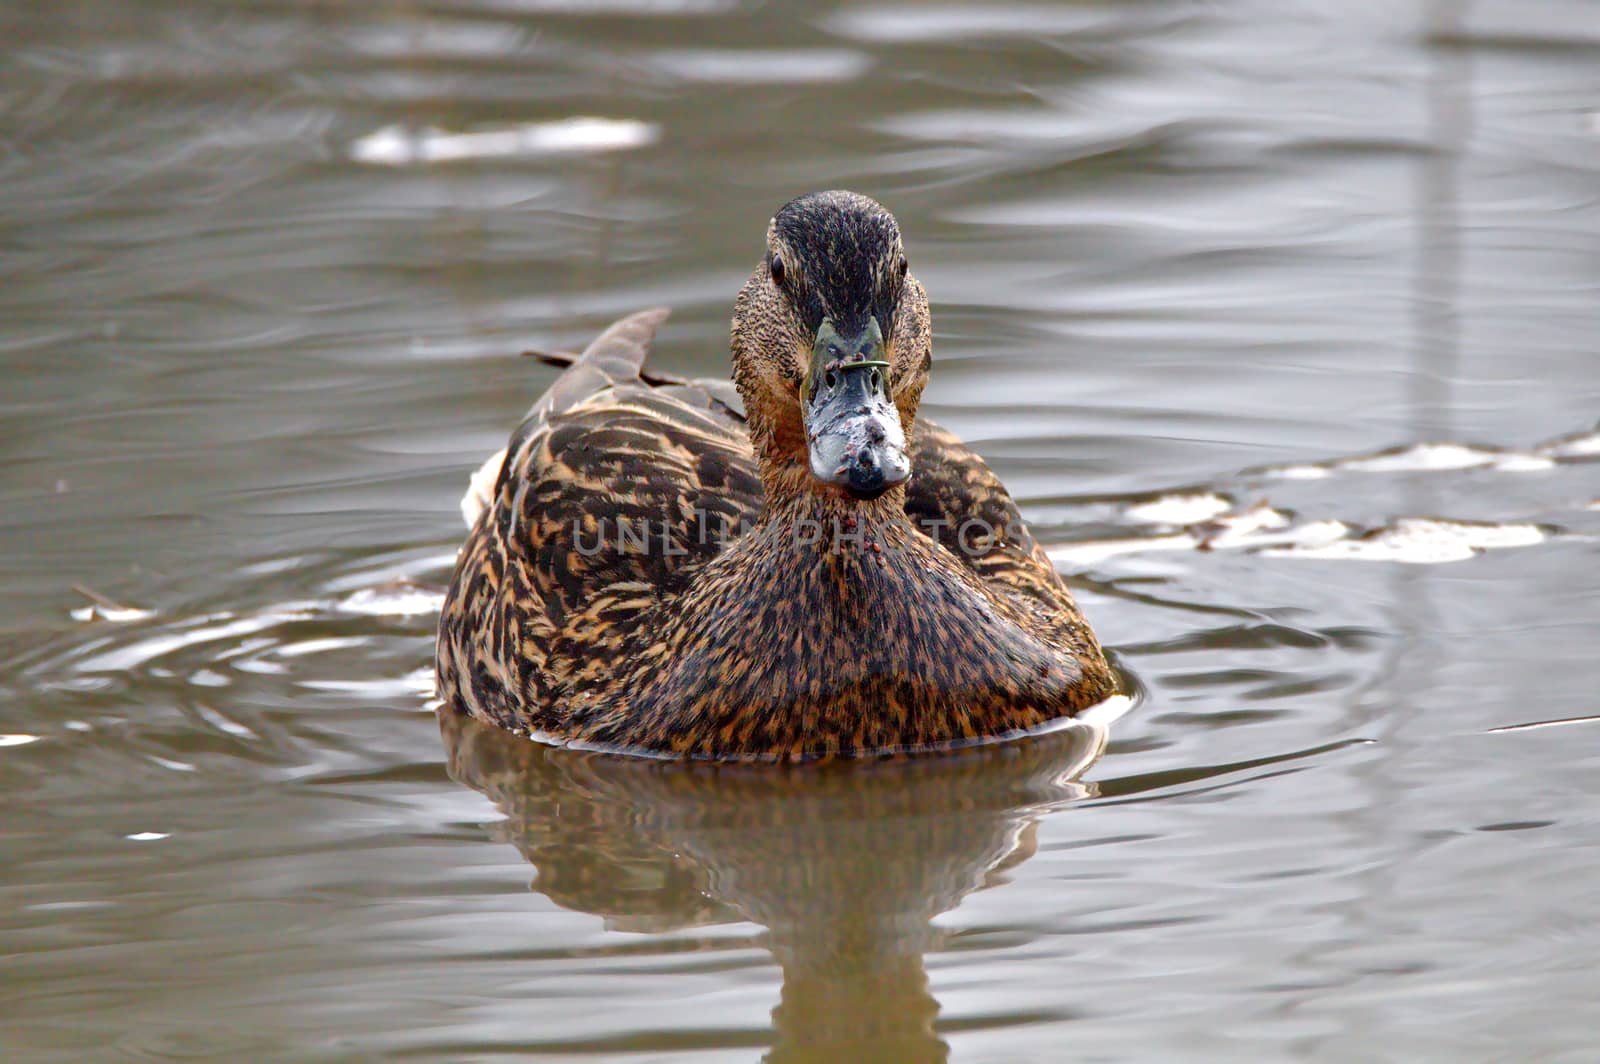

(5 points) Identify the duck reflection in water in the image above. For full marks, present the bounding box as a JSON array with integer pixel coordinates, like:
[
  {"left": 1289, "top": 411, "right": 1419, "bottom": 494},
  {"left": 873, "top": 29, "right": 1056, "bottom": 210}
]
[{"left": 439, "top": 707, "right": 1115, "bottom": 1063}]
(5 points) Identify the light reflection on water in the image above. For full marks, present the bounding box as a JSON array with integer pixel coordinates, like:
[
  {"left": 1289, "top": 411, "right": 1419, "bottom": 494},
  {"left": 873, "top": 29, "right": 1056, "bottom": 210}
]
[{"left": 2, "top": 0, "right": 1598, "bottom": 1059}]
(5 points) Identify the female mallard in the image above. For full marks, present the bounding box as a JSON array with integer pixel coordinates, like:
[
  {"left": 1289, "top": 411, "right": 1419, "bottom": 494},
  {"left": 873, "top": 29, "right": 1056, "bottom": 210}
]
[{"left": 436, "top": 190, "right": 1115, "bottom": 760}]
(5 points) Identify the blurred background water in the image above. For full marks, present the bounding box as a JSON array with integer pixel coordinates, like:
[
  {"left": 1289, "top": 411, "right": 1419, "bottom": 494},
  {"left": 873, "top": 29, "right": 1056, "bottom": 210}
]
[{"left": 2, "top": 1, "right": 1598, "bottom": 1060}]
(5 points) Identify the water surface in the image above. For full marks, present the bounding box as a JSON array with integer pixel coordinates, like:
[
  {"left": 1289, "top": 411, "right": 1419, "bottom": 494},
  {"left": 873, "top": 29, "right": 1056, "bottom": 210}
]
[{"left": 3, "top": 1, "right": 1599, "bottom": 1060}]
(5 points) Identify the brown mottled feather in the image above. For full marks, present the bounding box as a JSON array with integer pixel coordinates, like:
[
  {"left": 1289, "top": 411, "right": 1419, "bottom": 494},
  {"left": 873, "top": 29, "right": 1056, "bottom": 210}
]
[
  {"left": 437, "top": 193, "right": 1113, "bottom": 759},
  {"left": 516, "top": 335, "right": 1079, "bottom": 630}
]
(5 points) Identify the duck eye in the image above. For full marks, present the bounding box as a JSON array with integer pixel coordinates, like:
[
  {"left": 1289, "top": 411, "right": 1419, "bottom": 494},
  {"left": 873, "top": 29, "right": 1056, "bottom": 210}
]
[
  {"left": 769, "top": 254, "right": 786, "bottom": 286},
  {"left": 897, "top": 254, "right": 908, "bottom": 278}
]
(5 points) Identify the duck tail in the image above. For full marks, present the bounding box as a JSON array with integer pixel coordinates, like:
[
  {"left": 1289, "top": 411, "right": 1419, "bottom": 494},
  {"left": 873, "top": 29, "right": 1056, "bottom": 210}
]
[
  {"left": 521, "top": 308, "right": 672, "bottom": 422},
  {"left": 522, "top": 308, "right": 687, "bottom": 388},
  {"left": 575, "top": 306, "right": 671, "bottom": 381},
  {"left": 467, "top": 310, "right": 681, "bottom": 529}
]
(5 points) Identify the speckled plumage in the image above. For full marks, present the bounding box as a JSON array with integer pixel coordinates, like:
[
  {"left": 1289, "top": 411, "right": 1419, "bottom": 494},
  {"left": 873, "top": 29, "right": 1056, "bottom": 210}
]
[{"left": 436, "top": 191, "right": 1114, "bottom": 760}]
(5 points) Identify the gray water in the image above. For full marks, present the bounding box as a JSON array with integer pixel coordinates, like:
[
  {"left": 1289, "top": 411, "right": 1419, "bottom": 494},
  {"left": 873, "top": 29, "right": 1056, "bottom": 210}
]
[{"left": 3, "top": 1, "right": 1599, "bottom": 1060}]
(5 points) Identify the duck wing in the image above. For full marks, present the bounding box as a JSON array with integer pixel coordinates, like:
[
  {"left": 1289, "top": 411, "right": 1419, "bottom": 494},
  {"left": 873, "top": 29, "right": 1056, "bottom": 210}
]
[
  {"left": 439, "top": 309, "right": 762, "bottom": 725},
  {"left": 903, "top": 420, "right": 1074, "bottom": 617}
]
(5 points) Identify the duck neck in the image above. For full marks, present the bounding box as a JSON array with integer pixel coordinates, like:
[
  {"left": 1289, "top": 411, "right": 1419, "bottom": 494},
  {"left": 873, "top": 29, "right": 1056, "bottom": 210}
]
[
  {"left": 757, "top": 476, "right": 912, "bottom": 542},
  {"left": 738, "top": 372, "right": 915, "bottom": 533}
]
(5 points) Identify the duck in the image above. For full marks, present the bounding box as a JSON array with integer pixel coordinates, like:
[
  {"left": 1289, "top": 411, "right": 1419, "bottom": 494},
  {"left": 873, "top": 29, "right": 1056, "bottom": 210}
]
[{"left": 435, "top": 190, "right": 1115, "bottom": 760}]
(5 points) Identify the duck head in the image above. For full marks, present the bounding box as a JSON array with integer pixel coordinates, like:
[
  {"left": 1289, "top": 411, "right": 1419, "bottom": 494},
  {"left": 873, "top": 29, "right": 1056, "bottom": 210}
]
[{"left": 732, "top": 191, "right": 932, "bottom": 505}]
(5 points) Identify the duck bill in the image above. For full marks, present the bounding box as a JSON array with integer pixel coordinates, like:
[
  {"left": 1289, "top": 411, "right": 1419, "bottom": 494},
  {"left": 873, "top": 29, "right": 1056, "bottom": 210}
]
[{"left": 803, "top": 317, "right": 910, "bottom": 500}]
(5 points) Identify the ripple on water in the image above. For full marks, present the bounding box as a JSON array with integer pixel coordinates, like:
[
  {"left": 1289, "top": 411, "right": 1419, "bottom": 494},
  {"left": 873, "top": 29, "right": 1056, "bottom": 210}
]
[
  {"left": 1054, "top": 506, "right": 1548, "bottom": 567},
  {"left": 349, "top": 118, "right": 659, "bottom": 167},
  {"left": 1123, "top": 493, "right": 1233, "bottom": 525},
  {"left": 338, "top": 585, "right": 446, "bottom": 619},
  {"left": 1046, "top": 426, "right": 1599, "bottom": 568},
  {"left": 822, "top": 4, "right": 1131, "bottom": 43},
  {"left": 1262, "top": 518, "right": 1550, "bottom": 564},
  {"left": 471, "top": 0, "right": 738, "bottom": 11},
  {"left": 70, "top": 604, "right": 157, "bottom": 623},
  {"left": 1487, "top": 715, "right": 1600, "bottom": 735},
  {"left": 652, "top": 49, "right": 872, "bottom": 84},
  {"left": 1541, "top": 427, "right": 1600, "bottom": 459},
  {"left": 1259, "top": 441, "right": 1557, "bottom": 478}
]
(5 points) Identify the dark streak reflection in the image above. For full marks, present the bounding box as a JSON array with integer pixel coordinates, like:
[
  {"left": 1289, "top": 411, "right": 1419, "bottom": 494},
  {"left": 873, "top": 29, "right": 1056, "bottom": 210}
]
[{"left": 1413, "top": 0, "right": 1473, "bottom": 444}]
